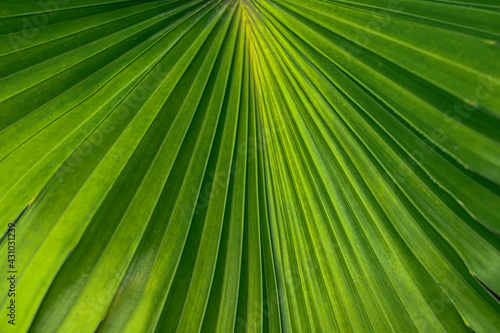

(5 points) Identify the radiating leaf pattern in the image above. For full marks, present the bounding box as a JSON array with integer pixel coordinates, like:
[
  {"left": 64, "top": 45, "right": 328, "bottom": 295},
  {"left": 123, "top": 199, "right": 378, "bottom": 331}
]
[{"left": 0, "top": 0, "right": 499, "bottom": 332}]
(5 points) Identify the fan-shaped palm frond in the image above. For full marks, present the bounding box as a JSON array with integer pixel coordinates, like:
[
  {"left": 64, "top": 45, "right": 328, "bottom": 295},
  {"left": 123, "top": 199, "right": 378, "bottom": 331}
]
[{"left": 0, "top": 0, "right": 499, "bottom": 332}]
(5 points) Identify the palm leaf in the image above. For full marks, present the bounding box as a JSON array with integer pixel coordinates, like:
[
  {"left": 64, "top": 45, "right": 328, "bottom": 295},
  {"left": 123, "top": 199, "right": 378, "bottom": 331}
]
[{"left": 0, "top": 0, "right": 499, "bottom": 332}]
